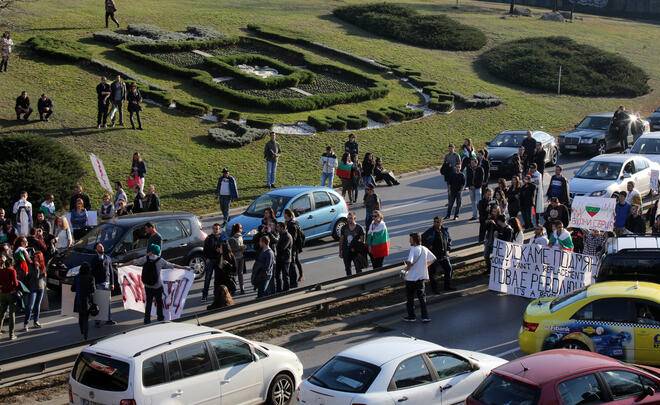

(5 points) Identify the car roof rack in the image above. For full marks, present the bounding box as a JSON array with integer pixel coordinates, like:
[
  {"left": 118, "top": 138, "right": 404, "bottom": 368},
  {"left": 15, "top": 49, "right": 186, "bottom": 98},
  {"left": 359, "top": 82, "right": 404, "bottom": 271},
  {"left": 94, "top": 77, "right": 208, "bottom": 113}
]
[
  {"left": 133, "top": 330, "right": 223, "bottom": 357},
  {"left": 607, "top": 235, "right": 660, "bottom": 254}
]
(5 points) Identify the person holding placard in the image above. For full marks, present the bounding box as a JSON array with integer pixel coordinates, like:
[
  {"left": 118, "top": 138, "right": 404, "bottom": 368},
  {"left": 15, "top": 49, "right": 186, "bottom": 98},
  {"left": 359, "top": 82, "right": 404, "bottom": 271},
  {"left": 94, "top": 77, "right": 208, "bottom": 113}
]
[
  {"left": 529, "top": 225, "right": 548, "bottom": 246},
  {"left": 625, "top": 205, "right": 646, "bottom": 234}
]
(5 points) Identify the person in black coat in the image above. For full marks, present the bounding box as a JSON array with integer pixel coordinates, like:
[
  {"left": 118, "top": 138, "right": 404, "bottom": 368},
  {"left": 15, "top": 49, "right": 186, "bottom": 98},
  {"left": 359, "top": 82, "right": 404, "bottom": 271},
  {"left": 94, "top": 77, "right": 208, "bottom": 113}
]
[
  {"left": 90, "top": 242, "right": 115, "bottom": 327},
  {"left": 478, "top": 188, "right": 493, "bottom": 243},
  {"left": 465, "top": 158, "right": 484, "bottom": 220},
  {"left": 422, "top": 217, "right": 454, "bottom": 293},
  {"left": 69, "top": 185, "right": 92, "bottom": 211},
  {"left": 37, "top": 93, "right": 53, "bottom": 121},
  {"left": 15, "top": 91, "right": 33, "bottom": 121},
  {"left": 533, "top": 142, "right": 546, "bottom": 174},
  {"left": 445, "top": 164, "right": 465, "bottom": 220},
  {"left": 72, "top": 262, "right": 96, "bottom": 340},
  {"left": 478, "top": 149, "right": 490, "bottom": 195},
  {"left": 520, "top": 175, "right": 537, "bottom": 230},
  {"left": 275, "top": 222, "right": 293, "bottom": 292},
  {"left": 625, "top": 205, "right": 646, "bottom": 235},
  {"left": 213, "top": 241, "right": 236, "bottom": 296},
  {"left": 127, "top": 82, "right": 143, "bottom": 130},
  {"left": 96, "top": 76, "right": 111, "bottom": 128}
]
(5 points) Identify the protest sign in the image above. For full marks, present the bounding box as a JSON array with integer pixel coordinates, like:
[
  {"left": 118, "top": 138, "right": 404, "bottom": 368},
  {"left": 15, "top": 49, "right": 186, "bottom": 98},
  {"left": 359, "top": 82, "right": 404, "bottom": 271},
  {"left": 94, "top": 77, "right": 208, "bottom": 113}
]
[
  {"left": 90, "top": 153, "right": 113, "bottom": 194},
  {"left": 651, "top": 169, "right": 659, "bottom": 192},
  {"left": 63, "top": 211, "right": 98, "bottom": 228},
  {"left": 569, "top": 196, "right": 616, "bottom": 232},
  {"left": 488, "top": 239, "right": 599, "bottom": 299},
  {"left": 61, "top": 288, "right": 111, "bottom": 321},
  {"left": 118, "top": 265, "right": 194, "bottom": 320}
]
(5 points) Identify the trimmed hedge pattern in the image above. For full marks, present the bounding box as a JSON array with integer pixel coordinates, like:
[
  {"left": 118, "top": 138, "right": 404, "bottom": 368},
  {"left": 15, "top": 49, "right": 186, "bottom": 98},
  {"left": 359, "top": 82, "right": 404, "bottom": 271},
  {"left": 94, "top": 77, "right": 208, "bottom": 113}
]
[
  {"left": 333, "top": 3, "right": 487, "bottom": 51},
  {"left": 26, "top": 35, "right": 92, "bottom": 62},
  {"left": 246, "top": 116, "right": 274, "bottom": 130},
  {"left": 208, "top": 119, "right": 270, "bottom": 147},
  {"left": 480, "top": 36, "right": 650, "bottom": 97},
  {"left": 205, "top": 53, "right": 316, "bottom": 89}
]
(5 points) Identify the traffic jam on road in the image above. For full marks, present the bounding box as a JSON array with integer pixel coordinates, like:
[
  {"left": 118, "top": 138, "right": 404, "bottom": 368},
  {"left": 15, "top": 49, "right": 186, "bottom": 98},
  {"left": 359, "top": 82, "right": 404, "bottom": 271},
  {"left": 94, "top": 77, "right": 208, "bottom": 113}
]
[{"left": 7, "top": 110, "right": 660, "bottom": 405}]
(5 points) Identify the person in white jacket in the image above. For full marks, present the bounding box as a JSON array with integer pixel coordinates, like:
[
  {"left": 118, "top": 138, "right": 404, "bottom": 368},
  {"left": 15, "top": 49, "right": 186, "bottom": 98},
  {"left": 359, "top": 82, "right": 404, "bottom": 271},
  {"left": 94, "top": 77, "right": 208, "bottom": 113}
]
[
  {"left": 529, "top": 163, "right": 544, "bottom": 227},
  {"left": 320, "top": 146, "right": 338, "bottom": 188},
  {"left": 12, "top": 191, "right": 32, "bottom": 237}
]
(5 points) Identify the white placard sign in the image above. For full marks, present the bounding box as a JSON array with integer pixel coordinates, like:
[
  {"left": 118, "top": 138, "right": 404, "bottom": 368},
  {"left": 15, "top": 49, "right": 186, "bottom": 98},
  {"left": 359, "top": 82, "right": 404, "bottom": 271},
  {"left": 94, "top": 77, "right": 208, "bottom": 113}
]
[
  {"left": 651, "top": 169, "right": 659, "bottom": 192},
  {"left": 488, "top": 239, "right": 599, "bottom": 298},
  {"left": 569, "top": 196, "right": 616, "bottom": 232},
  {"left": 61, "top": 288, "right": 111, "bottom": 321},
  {"left": 118, "top": 265, "right": 194, "bottom": 320},
  {"left": 63, "top": 211, "right": 98, "bottom": 227},
  {"left": 90, "top": 153, "right": 114, "bottom": 194}
]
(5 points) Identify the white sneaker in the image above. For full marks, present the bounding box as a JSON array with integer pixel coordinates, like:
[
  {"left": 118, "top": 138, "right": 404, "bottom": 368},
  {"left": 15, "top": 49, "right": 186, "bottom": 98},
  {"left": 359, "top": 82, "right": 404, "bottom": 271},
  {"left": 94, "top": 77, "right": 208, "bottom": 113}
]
[{"left": 23, "top": 326, "right": 29, "bottom": 332}]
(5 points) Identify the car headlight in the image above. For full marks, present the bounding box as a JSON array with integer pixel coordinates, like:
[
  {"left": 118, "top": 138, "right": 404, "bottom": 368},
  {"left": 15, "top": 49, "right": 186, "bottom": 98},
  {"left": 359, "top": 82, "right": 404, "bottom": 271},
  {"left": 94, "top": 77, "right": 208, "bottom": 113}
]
[
  {"left": 579, "top": 138, "right": 593, "bottom": 144},
  {"left": 590, "top": 190, "right": 607, "bottom": 197}
]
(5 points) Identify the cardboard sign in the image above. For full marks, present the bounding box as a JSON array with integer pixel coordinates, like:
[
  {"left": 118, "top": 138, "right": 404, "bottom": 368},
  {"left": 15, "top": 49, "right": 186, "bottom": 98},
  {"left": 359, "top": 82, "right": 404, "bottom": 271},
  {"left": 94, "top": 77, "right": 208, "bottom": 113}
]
[
  {"left": 488, "top": 239, "right": 599, "bottom": 299},
  {"left": 90, "top": 153, "right": 114, "bottom": 194},
  {"left": 569, "top": 196, "right": 616, "bottom": 231},
  {"left": 63, "top": 211, "right": 98, "bottom": 227},
  {"left": 118, "top": 265, "right": 194, "bottom": 320}
]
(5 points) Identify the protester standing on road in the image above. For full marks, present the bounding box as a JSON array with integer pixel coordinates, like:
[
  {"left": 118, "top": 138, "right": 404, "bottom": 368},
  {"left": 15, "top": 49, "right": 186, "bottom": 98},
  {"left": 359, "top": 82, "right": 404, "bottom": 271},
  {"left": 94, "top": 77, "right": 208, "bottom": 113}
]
[
  {"left": 145, "top": 185, "right": 160, "bottom": 212},
  {"left": 132, "top": 186, "right": 145, "bottom": 213},
  {"left": 337, "top": 153, "right": 356, "bottom": 204},
  {"left": 483, "top": 205, "right": 501, "bottom": 273},
  {"left": 403, "top": 232, "right": 436, "bottom": 323},
  {"left": 275, "top": 222, "right": 293, "bottom": 292},
  {"left": 520, "top": 175, "right": 537, "bottom": 230},
  {"left": 96, "top": 76, "right": 111, "bottom": 128},
  {"left": 105, "top": 0, "right": 120, "bottom": 27},
  {"left": 252, "top": 236, "right": 274, "bottom": 298},
  {"left": 213, "top": 242, "right": 236, "bottom": 296},
  {"left": 478, "top": 149, "right": 490, "bottom": 196},
  {"left": 70, "top": 185, "right": 92, "bottom": 211},
  {"left": 201, "top": 223, "right": 223, "bottom": 303},
  {"left": 363, "top": 183, "right": 381, "bottom": 230},
  {"left": 351, "top": 155, "right": 361, "bottom": 203},
  {"left": 442, "top": 144, "right": 462, "bottom": 203},
  {"left": 507, "top": 175, "right": 522, "bottom": 220},
  {"left": 533, "top": 142, "right": 546, "bottom": 174},
  {"left": 90, "top": 242, "right": 115, "bottom": 327},
  {"left": 40, "top": 195, "right": 56, "bottom": 234},
  {"left": 264, "top": 132, "right": 281, "bottom": 189},
  {"left": 284, "top": 209, "right": 304, "bottom": 285},
  {"left": 320, "top": 146, "right": 338, "bottom": 188},
  {"left": 465, "top": 157, "right": 484, "bottom": 221},
  {"left": 548, "top": 221, "right": 574, "bottom": 250},
  {"left": 522, "top": 130, "right": 537, "bottom": 172},
  {"left": 494, "top": 189, "right": 508, "bottom": 218},
  {"left": 72, "top": 262, "right": 95, "bottom": 340},
  {"left": 460, "top": 138, "right": 475, "bottom": 171},
  {"left": 345, "top": 133, "right": 359, "bottom": 160},
  {"left": 478, "top": 188, "right": 493, "bottom": 243},
  {"left": 546, "top": 166, "right": 570, "bottom": 206},
  {"left": 366, "top": 210, "right": 389, "bottom": 269},
  {"left": 509, "top": 217, "right": 524, "bottom": 244},
  {"left": 583, "top": 229, "right": 607, "bottom": 256},
  {"left": 215, "top": 167, "right": 239, "bottom": 227},
  {"left": 543, "top": 197, "right": 570, "bottom": 237},
  {"left": 113, "top": 182, "right": 127, "bottom": 210},
  {"left": 446, "top": 164, "right": 465, "bottom": 220},
  {"left": 494, "top": 215, "right": 513, "bottom": 242},
  {"left": 131, "top": 152, "right": 147, "bottom": 194},
  {"left": 614, "top": 191, "right": 632, "bottom": 236},
  {"left": 1, "top": 31, "right": 13, "bottom": 72},
  {"left": 54, "top": 217, "right": 73, "bottom": 251},
  {"left": 13, "top": 191, "right": 33, "bottom": 237},
  {"left": 362, "top": 152, "right": 375, "bottom": 191},
  {"left": 529, "top": 163, "right": 544, "bottom": 226},
  {"left": 625, "top": 205, "right": 646, "bottom": 234},
  {"left": 339, "top": 212, "right": 366, "bottom": 276},
  {"left": 422, "top": 216, "right": 453, "bottom": 292},
  {"left": 0, "top": 255, "right": 19, "bottom": 340},
  {"left": 228, "top": 223, "right": 247, "bottom": 294},
  {"left": 127, "top": 82, "right": 143, "bottom": 130},
  {"left": 625, "top": 181, "right": 642, "bottom": 207}
]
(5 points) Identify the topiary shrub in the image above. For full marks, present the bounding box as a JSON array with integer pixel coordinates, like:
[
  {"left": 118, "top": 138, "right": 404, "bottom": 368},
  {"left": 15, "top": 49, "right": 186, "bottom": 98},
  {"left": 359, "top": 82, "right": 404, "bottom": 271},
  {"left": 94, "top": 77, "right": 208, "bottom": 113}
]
[
  {"left": 174, "top": 99, "right": 208, "bottom": 115},
  {"left": 480, "top": 36, "right": 650, "bottom": 97},
  {"left": 366, "top": 109, "right": 390, "bottom": 123},
  {"left": 464, "top": 97, "right": 503, "bottom": 108},
  {"left": 92, "top": 31, "right": 156, "bottom": 44},
  {"left": 428, "top": 98, "right": 453, "bottom": 112},
  {"left": 392, "top": 67, "right": 422, "bottom": 78},
  {"left": 407, "top": 76, "right": 436, "bottom": 88},
  {"left": 127, "top": 24, "right": 191, "bottom": 42},
  {"left": 308, "top": 115, "right": 330, "bottom": 132},
  {"left": 380, "top": 107, "right": 404, "bottom": 121},
  {"left": 338, "top": 115, "right": 368, "bottom": 130},
  {"left": 0, "top": 133, "right": 85, "bottom": 211},
  {"left": 246, "top": 116, "right": 274, "bottom": 130},
  {"left": 212, "top": 108, "right": 228, "bottom": 121},
  {"left": 423, "top": 85, "right": 451, "bottom": 96},
  {"left": 208, "top": 119, "right": 270, "bottom": 147},
  {"left": 26, "top": 35, "right": 92, "bottom": 62},
  {"left": 228, "top": 111, "right": 241, "bottom": 121},
  {"left": 325, "top": 116, "right": 347, "bottom": 130},
  {"left": 333, "top": 3, "right": 487, "bottom": 51},
  {"left": 390, "top": 105, "right": 423, "bottom": 120}
]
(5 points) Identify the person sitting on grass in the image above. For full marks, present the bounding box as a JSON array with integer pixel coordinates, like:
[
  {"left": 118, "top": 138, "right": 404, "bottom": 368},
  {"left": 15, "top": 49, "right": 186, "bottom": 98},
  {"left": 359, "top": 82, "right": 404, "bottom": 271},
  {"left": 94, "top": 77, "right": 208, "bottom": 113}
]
[{"left": 15, "top": 91, "right": 33, "bottom": 121}]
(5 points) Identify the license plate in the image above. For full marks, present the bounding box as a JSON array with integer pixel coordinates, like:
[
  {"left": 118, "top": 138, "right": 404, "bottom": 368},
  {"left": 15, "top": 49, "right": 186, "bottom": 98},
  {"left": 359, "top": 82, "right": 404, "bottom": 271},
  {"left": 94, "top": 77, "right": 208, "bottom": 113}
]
[
  {"left": 490, "top": 166, "right": 498, "bottom": 171},
  {"left": 82, "top": 400, "right": 104, "bottom": 405},
  {"left": 566, "top": 145, "right": 578, "bottom": 150}
]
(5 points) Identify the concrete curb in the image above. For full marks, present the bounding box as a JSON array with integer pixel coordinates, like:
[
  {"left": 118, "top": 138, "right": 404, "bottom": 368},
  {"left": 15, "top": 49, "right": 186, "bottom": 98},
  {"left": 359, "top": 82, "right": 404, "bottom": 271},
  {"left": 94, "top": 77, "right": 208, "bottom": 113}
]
[{"left": 269, "top": 278, "right": 488, "bottom": 348}]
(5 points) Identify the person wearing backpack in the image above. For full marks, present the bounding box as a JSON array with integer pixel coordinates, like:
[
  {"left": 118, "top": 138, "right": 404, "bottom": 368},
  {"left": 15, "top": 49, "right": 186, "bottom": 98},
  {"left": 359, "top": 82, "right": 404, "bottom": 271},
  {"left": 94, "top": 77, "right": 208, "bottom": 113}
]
[
  {"left": 117, "top": 244, "right": 191, "bottom": 324},
  {"left": 90, "top": 242, "right": 116, "bottom": 328},
  {"left": 284, "top": 209, "right": 304, "bottom": 285}
]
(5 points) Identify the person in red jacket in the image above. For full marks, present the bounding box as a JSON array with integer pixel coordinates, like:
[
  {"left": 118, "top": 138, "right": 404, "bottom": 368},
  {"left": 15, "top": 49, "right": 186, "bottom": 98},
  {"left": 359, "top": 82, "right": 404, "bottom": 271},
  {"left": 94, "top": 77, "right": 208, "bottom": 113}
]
[{"left": 0, "top": 255, "right": 19, "bottom": 340}]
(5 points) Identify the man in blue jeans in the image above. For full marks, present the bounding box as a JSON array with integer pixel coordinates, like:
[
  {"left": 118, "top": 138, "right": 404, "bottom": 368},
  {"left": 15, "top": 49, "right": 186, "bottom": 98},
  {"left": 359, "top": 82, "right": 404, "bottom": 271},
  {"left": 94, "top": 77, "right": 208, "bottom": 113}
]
[
  {"left": 90, "top": 242, "right": 116, "bottom": 327},
  {"left": 264, "top": 132, "right": 282, "bottom": 189},
  {"left": 201, "top": 224, "right": 223, "bottom": 302},
  {"left": 251, "top": 236, "right": 274, "bottom": 298},
  {"left": 215, "top": 167, "right": 239, "bottom": 227}
]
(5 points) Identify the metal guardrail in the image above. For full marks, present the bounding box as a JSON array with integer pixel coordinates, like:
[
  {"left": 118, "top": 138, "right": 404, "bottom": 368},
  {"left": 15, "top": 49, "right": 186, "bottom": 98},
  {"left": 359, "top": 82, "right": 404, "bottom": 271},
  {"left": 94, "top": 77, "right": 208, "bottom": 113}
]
[{"left": 0, "top": 238, "right": 491, "bottom": 387}]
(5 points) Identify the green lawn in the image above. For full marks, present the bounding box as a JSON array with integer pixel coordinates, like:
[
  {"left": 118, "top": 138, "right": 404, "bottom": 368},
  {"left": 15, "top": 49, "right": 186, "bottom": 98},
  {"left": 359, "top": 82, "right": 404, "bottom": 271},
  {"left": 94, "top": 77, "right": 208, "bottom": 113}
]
[{"left": 1, "top": 0, "right": 658, "bottom": 213}]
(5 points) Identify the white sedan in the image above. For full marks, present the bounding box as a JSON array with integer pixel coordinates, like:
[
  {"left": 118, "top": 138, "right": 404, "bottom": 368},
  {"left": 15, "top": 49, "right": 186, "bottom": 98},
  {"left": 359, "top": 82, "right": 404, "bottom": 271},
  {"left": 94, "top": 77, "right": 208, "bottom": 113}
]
[
  {"left": 296, "top": 337, "right": 506, "bottom": 405},
  {"left": 629, "top": 131, "right": 660, "bottom": 165}
]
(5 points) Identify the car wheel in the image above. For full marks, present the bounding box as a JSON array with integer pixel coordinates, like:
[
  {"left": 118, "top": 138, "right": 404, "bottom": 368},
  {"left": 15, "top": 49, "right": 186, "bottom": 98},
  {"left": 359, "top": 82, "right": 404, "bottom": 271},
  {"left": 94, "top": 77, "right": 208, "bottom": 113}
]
[
  {"left": 187, "top": 253, "right": 205, "bottom": 280},
  {"left": 332, "top": 218, "right": 347, "bottom": 241},
  {"left": 267, "top": 373, "right": 294, "bottom": 405},
  {"left": 559, "top": 340, "right": 589, "bottom": 351},
  {"left": 597, "top": 141, "right": 607, "bottom": 155},
  {"left": 550, "top": 148, "right": 558, "bottom": 166}
]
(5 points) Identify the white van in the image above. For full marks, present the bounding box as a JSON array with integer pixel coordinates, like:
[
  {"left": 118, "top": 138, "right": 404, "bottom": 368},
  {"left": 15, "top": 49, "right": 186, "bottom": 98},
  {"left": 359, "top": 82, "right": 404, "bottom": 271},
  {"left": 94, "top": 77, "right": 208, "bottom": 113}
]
[{"left": 69, "top": 322, "right": 303, "bottom": 405}]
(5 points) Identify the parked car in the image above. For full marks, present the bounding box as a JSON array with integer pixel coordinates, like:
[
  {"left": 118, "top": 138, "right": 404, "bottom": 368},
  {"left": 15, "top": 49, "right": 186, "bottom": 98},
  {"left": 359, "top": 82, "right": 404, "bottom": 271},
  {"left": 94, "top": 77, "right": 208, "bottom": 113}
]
[
  {"left": 47, "top": 211, "right": 207, "bottom": 292},
  {"left": 467, "top": 349, "right": 660, "bottom": 405},
  {"left": 297, "top": 336, "right": 506, "bottom": 405},
  {"left": 69, "top": 322, "right": 303, "bottom": 405},
  {"left": 485, "top": 130, "right": 558, "bottom": 178},
  {"left": 568, "top": 154, "right": 660, "bottom": 202},
  {"left": 226, "top": 186, "right": 348, "bottom": 251},
  {"left": 518, "top": 281, "right": 660, "bottom": 365},
  {"left": 558, "top": 112, "right": 650, "bottom": 156},
  {"left": 647, "top": 107, "right": 660, "bottom": 132},
  {"left": 596, "top": 236, "right": 660, "bottom": 284},
  {"left": 629, "top": 132, "right": 660, "bottom": 165}
]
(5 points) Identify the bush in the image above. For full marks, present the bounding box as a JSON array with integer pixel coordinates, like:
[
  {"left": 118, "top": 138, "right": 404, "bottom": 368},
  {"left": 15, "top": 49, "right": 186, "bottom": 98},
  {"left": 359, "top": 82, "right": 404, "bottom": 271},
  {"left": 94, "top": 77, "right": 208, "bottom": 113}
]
[
  {"left": 407, "top": 76, "right": 436, "bottom": 88},
  {"left": 307, "top": 115, "right": 330, "bottom": 132},
  {"left": 0, "top": 134, "right": 85, "bottom": 212},
  {"left": 325, "top": 116, "right": 348, "bottom": 130},
  {"left": 480, "top": 36, "right": 650, "bottom": 97},
  {"left": 228, "top": 111, "right": 241, "bottom": 120},
  {"left": 390, "top": 105, "right": 423, "bottom": 120},
  {"left": 212, "top": 108, "right": 228, "bottom": 121},
  {"left": 366, "top": 109, "right": 390, "bottom": 123},
  {"left": 337, "top": 114, "right": 368, "bottom": 129},
  {"left": 464, "top": 98, "right": 503, "bottom": 108},
  {"left": 333, "top": 3, "right": 487, "bottom": 51},
  {"left": 185, "top": 26, "right": 226, "bottom": 40},
  {"left": 208, "top": 120, "right": 270, "bottom": 147},
  {"left": 423, "top": 85, "right": 451, "bottom": 96},
  {"left": 428, "top": 98, "right": 453, "bottom": 112},
  {"left": 246, "top": 116, "right": 274, "bottom": 130},
  {"left": 392, "top": 67, "right": 422, "bottom": 78},
  {"left": 174, "top": 99, "right": 208, "bottom": 115},
  {"left": 379, "top": 107, "right": 404, "bottom": 121},
  {"left": 26, "top": 35, "right": 92, "bottom": 62},
  {"left": 92, "top": 31, "right": 155, "bottom": 45},
  {"left": 127, "top": 24, "right": 191, "bottom": 42}
]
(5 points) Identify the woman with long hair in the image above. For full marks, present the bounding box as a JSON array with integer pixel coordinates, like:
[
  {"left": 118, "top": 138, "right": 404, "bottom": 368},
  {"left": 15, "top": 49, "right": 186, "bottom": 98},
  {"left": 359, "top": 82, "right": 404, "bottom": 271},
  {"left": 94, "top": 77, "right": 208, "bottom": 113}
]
[
  {"left": 214, "top": 242, "right": 236, "bottom": 296},
  {"left": 131, "top": 152, "right": 147, "bottom": 194},
  {"left": 13, "top": 236, "right": 31, "bottom": 280},
  {"left": 228, "top": 223, "right": 247, "bottom": 294},
  {"left": 461, "top": 138, "right": 475, "bottom": 170},
  {"left": 23, "top": 250, "right": 46, "bottom": 331},
  {"left": 70, "top": 198, "right": 88, "bottom": 240},
  {"left": 508, "top": 217, "right": 524, "bottom": 244},
  {"left": 207, "top": 285, "right": 234, "bottom": 310},
  {"left": 366, "top": 210, "right": 389, "bottom": 269},
  {"left": 362, "top": 152, "right": 375, "bottom": 190},
  {"left": 507, "top": 175, "right": 522, "bottom": 220},
  {"left": 494, "top": 189, "right": 508, "bottom": 217},
  {"left": 483, "top": 205, "right": 501, "bottom": 272},
  {"left": 479, "top": 149, "right": 490, "bottom": 195},
  {"left": 0, "top": 220, "right": 18, "bottom": 247},
  {"left": 337, "top": 152, "right": 355, "bottom": 203}
]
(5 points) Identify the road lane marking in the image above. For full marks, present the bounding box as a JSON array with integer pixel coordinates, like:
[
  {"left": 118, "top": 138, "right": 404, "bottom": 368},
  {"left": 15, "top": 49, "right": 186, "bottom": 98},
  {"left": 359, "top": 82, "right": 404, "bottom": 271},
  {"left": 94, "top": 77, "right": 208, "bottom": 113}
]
[
  {"left": 382, "top": 199, "right": 430, "bottom": 213},
  {"left": 41, "top": 316, "right": 75, "bottom": 326},
  {"left": 301, "top": 254, "right": 338, "bottom": 264},
  {"left": 477, "top": 339, "right": 518, "bottom": 353},
  {"left": 494, "top": 347, "right": 522, "bottom": 357}
]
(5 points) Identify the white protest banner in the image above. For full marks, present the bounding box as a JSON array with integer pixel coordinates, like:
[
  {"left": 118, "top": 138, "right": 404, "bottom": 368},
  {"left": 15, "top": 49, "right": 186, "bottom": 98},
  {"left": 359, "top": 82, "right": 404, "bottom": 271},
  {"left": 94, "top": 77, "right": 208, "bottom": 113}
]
[
  {"left": 90, "top": 153, "right": 113, "bottom": 194},
  {"left": 118, "top": 265, "right": 194, "bottom": 320},
  {"left": 488, "top": 239, "right": 599, "bottom": 299},
  {"left": 569, "top": 196, "right": 616, "bottom": 232},
  {"left": 651, "top": 169, "right": 659, "bottom": 192}
]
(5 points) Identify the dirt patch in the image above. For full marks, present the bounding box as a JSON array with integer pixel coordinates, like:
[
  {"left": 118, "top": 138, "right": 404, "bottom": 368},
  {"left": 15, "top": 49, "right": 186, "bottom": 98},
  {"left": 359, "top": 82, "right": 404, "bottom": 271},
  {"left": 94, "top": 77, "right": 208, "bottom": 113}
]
[{"left": 0, "top": 373, "right": 68, "bottom": 404}]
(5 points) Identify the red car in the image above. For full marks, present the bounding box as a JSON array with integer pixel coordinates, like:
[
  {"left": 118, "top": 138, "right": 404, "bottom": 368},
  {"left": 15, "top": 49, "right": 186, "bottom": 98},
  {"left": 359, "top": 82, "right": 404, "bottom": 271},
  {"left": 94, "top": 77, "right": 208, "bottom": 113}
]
[{"left": 466, "top": 349, "right": 660, "bottom": 405}]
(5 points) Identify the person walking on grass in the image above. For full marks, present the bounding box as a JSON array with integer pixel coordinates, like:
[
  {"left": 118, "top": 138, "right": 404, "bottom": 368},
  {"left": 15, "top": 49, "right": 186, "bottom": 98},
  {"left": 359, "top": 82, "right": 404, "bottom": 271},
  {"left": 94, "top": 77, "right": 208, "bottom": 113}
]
[
  {"left": 127, "top": 82, "right": 143, "bottom": 130},
  {"left": 320, "top": 146, "right": 338, "bottom": 188},
  {"left": 105, "top": 0, "right": 120, "bottom": 28},
  {"left": 131, "top": 152, "right": 147, "bottom": 194},
  {"left": 1, "top": 31, "right": 14, "bottom": 72},
  {"left": 37, "top": 93, "right": 53, "bottom": 122},
  {"left": 96, "top": 76, "right": 111, "bottom": 128},
  {"left": 264, "top": 132, "right": 281, "bottom": 189},
  {"left": 403, "top": 232, "right": 436, "bottom": 323},
  {"left": 365, "top": 210, "right": 389, "bottom": 269},
  {"left": 337, "top": 152, "right": 356, "bottom": 204}
]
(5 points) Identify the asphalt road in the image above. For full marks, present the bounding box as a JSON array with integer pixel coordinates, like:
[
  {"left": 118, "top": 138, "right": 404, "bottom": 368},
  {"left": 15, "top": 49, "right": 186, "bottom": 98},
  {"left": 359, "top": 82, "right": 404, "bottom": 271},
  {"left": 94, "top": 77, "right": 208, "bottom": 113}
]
[{"left": 1, "top": 152, "right": 587, "bottom": 361}]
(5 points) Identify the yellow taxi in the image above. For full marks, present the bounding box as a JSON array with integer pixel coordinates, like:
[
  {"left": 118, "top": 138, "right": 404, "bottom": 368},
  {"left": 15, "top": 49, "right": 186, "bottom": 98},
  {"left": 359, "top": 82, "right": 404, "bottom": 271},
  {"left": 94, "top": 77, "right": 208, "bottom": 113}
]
[{"left": 518, "top": 281, "right": 660, "bottom": 365}]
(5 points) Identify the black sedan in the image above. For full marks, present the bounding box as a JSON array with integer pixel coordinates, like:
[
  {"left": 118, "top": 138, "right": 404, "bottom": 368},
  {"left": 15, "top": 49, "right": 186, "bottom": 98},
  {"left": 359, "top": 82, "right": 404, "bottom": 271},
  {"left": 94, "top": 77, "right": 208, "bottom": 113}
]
[{"left": 485, "top": 130, "right": 558, "bottom": 178}]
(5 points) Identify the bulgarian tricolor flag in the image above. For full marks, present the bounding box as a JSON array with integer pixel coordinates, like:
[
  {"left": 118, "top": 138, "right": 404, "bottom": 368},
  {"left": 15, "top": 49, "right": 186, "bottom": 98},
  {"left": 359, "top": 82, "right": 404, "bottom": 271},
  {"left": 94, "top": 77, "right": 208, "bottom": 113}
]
[
  {"left": 336, "top": 161, "right": 352, "bottom": 179},
  {"left": 366, "top": 221, "right": 390, "bottom": 258},
  {"left": 549, "top": 229, "right": 574, "bottom": 251}
]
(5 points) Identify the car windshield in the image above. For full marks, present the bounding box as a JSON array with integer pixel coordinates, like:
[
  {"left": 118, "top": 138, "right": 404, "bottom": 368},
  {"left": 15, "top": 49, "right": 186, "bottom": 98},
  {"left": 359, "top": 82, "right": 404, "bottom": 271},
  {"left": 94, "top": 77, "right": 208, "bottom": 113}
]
[
  {"left": 72, "top": 223, "right": 124, "bottom": 253},
  {"left": 631, "top": 138, "right": 660, "bottom": 154},
  {"left": 577, "top": 116, "right": 611, "bottom": 130},
  {"left": 244, "top": 194, "right": 291, "bottom": 218},
  {"left": 308, "top": 356, "right": 380, "bottom": 394},
  {"left": 549, "top": 286, "right": 588, "bottom": 313},
  {"left": 471, "top": 374, "right": 540, "bottom": 405},
  {"left": 490, "top": 133, "right": 525, "bottom": 148},
  {"left": 574, "top": 161, "right": 621, "bottom": 180}
]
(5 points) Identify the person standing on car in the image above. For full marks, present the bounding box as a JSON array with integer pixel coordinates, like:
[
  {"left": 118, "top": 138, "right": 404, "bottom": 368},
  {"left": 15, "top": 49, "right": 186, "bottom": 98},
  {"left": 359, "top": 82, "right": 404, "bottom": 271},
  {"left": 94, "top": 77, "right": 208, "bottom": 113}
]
[
  {"left": 215, "top": 167, "right": 239, "bottom": 227},
  {"left": 442, "top": 144, "right": 462, "bottom": 202},
  {"left": 275, "top": 222, "right": 293, "bottom": 292},
  {"left": 422, "top": 216, "right": 453, "bottom": 292},
  {"left": 522, "top": 130, "right": 537, "bottom": 173},
  {"left": 339, "top": 212, "right": 365, "bottom": 276},
  {"left": 90, "top": 242, "right": 116, "bottom": 327},
  {"left": 251, "top": 236, "right": 274, "bottom": 298},
  {"left": 319, "top": 146, "right": 338, "bottom": 188},
  {"left": 546, "top": 166, "right": 570, "bottom": 206},
  {"left": 264, "top": 132, "right": 281, "bottom": 189},
  {"left": 625, "top": 205, "right": 646, "bottom": 235},
  {"left": 71, "top": 262, "right": 95, "bottom": 340},
  {"left": 284, "top": 209, "right": 304, "bottom": 285},
  {"left": 201, "top": 223, "right": 223, "bottom": 303},
  {"left": 465, "top": 157, "right": 484, "bottom": 221},
  {"left": 117, "top": 244, "right": 191, "bottom": 324},
  {"left": 403, "top": 232, "right": 436, "bottom": 323},
  {"left": 446, "top": 164, "right": 465, "bottom": 220},
  {"left": 614, "top": 191, "right": 632, "bottom": 236}
]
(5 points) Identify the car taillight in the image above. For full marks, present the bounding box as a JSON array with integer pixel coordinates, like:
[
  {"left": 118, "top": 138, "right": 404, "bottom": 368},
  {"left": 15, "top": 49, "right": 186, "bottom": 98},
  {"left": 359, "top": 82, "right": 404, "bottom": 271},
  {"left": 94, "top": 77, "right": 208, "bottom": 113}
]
[
  {"left": 68, "top": 384, "right": 73, "bottom": 403},
  {"left": 120, "top": 400, "right": 136, "bottom": 405},
  {"left": 523, "top": 321, "right": 538, "bottom": 332}
]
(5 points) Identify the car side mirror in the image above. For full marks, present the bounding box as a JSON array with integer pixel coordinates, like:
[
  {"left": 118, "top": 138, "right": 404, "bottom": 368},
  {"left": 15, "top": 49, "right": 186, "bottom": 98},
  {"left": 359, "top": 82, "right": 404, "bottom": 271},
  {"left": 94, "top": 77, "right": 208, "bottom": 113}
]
[
  {"left": 252, "top": 352, "right": 259, "bottom": 362},
  {"left": 643, "top": 386, "right": 655, "bottom": 398},
  {"left": 485, "top": 141, "right": 490, "bottom": 146}
]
